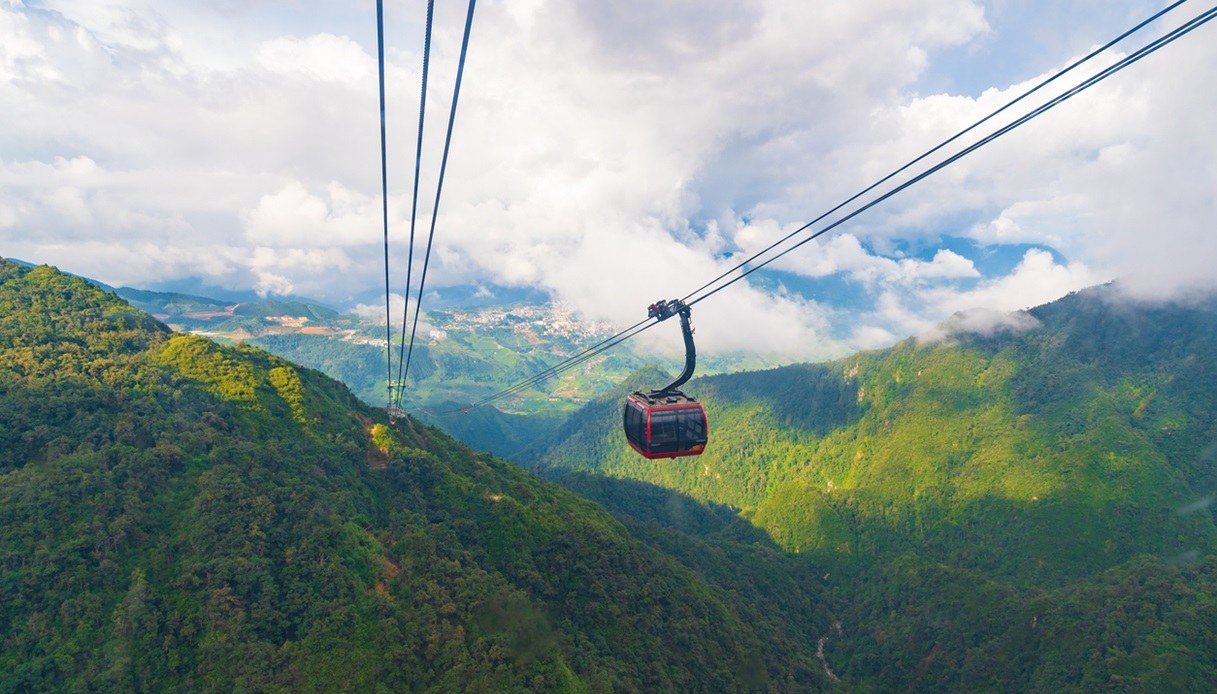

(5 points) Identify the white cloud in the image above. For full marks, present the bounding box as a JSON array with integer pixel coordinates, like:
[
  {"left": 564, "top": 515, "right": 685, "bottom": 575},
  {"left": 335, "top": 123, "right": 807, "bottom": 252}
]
[
  {"left": 243, "top": 181, "right": 380, "bottom": 248},
  {"left": 729, "top": 227, "right": 977, "bottom": 286},
  {"left": 0, "top": 6, "right": 59, "bottom": 82},
  {"left": 967, "top": 193, "right": 1092, "bottom": 248},
  {"left": 831, "top": 249, "right": 1099, "bottom": 351},
  {"left": 919, "top": 307, "right": 1040, "bottom": 344},
  {"left": 848, "top": 324, "right": 900, "bottom": 350},
  {"left": 2, "top": 0, "right": 1212, "bottom": 363},
  {"left": 0, "top": 200, "right": 17, "bottom": 229},
  {"left": 255, "top": 33, "right": 373, "bottom": 83},
  {"left": 907, "top": 249, "right": 979, "bottom": 279},
  {"left": 350, "top": 292, "right": 441, "bottom": 344},
  {"left": 254, "top": 271, "right": 293, "bottom": 297},
  {"left": 920, "top": 248, "right": 1102, "bottom": 315},
  {"left": 351, "top": 293, "right": 401, "bottom": 324}
]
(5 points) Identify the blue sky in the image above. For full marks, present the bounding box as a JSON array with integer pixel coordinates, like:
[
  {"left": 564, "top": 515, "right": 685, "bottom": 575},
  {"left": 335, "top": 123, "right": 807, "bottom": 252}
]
[
  {"left": 916, "top": 1, "right": 1164, "bottom": 95},
  {"left": 2, "top": 0, "right": 1214, "bottom": 358}
]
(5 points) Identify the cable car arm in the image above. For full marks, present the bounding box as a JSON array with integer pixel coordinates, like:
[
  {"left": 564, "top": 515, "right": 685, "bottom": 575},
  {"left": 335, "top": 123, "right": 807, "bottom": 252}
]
[{"left": 648, "top": 300, "right": 695, "bottom": 394}]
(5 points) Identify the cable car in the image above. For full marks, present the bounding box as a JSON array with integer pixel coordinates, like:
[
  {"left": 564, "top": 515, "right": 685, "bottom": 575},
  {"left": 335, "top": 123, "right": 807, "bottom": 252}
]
[
  {"left": 623, "top": 390, "right": 707, "bottom": 459},
  {"left": 622, "top": 299, "right": 709, "bottom": 459}
]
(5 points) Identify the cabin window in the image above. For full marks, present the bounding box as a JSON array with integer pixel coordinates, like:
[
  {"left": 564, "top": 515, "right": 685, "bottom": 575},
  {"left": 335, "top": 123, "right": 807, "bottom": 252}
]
[
  {"left": 623, "top": 401, "right": 648, "bottom": 448},
  {"left": 683, "top": 411, "right": 706, "bottom": 444},
  {"left": 649, "top": 410, "right": 680, "bottom": 452}
]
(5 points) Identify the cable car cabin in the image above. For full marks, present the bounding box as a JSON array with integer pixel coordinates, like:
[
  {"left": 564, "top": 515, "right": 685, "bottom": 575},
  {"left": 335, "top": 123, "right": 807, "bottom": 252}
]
[{"left": 623, "top": 390, "right": 708, "bottom": 459}]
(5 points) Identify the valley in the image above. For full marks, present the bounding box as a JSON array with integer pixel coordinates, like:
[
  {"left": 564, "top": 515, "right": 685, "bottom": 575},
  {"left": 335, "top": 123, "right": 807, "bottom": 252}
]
[{"left": 113, "top": 283, "right": 776, "bottom": 419}]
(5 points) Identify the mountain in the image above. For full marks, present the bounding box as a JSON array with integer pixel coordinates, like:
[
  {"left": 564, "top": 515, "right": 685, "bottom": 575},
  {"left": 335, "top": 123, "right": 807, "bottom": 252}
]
[
  {"left": 132, "top": 276, "right": 329, "bottom": 306},
  {"left": 109, "top": 288, "right": 342, "bottom": 333},
  {"left": 0, "top": 259, "right": 834, "bottom": 691},
  {"left": 110, "top": 287, "right": 230, "bottom": 315},
  {"left": 420, "top": 403, "right": 567, "bottom": 461},
  {"left": 520, "top": 285, "right": 1217, "bottom": 688}
]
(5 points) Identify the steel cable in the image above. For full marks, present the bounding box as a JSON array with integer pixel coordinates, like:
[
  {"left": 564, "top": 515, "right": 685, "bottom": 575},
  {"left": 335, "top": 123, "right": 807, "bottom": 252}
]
[{"left": 398, "top": 0, "right": 479, "bottom": 407}]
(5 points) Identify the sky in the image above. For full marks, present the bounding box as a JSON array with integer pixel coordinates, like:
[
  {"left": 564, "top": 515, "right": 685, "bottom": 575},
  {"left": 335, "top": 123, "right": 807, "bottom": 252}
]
[{"left": 2, "top": 0, "right": 1215, "bottom": 360}]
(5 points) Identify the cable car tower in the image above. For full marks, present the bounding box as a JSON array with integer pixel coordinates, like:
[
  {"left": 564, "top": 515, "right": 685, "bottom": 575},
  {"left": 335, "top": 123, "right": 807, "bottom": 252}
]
[
  {"left": 386, "top": 383, "right": 406, "bottom": 422},
  {"left": 622, "top": 299, "right": 709, "bottom": 459}
]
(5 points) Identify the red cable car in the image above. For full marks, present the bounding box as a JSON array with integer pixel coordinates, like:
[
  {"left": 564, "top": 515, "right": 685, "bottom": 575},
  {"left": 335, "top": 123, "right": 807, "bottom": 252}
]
[
  {"left": 623, "top": 390, "right": 707, "bottom": 459},
  {"left": 622, "top": 299, "right": 709, "bottom": 459}
]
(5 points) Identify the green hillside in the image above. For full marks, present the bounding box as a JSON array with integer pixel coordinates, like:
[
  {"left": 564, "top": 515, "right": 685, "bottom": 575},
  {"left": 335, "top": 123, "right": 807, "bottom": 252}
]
[
  {"left": 524, "top": 285, "right": 1217, "bottom": 688},
  {"left": 112, "top": 287, "right": 230, "bottom": 316},
  {"left": 0, "top": 259, "right": 833, "bottom": 691},
  {"left": 232, "top": 300, "right": 340, "bottom": 322}
]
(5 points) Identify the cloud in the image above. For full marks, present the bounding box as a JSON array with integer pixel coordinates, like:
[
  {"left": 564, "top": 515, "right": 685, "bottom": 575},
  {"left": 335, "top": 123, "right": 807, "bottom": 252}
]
[
  {"left": 920, "top": 307, "right": 1041, "bottom": 344},
  {"left": 0, "top": 2, "right": 393, "bottom": 296},
  {"left": 0, "top": 5, "right": 59, "bottom": 82},
  {"left": 2, "top": 0, "right": 1212, "bottom": 364},
  {"left": 350, "top": 292, "right": 440, "bottom": 344},
  {"left": 243, "top": 181, "right": 380, "bottom": 248},
  {"left": 920, "top": 248, "right": 1102, "bottom": 315},
  {"left": 841, "top": 248, "right": 1098, "bottom": 347},
  {"left": 351, "top": 294, "right": 402, "bottom": 324},
  {"left": 254, "top": 271, "right": 293, "bottom": 297},
  {"left": 912, "top": 249, "right": 980, "bottom": 279},
  {"left": 1074, "top": 37, "right": 1217, "bottom": 299},
  {"left": 864, "top": 29, "right": 1217, "bottom": 298},
  {"left": 729, "top": 227, "right": 978, "bottom": 286},
  {"left": 255, "top": 33, "right": 372, "bottom": 83}
]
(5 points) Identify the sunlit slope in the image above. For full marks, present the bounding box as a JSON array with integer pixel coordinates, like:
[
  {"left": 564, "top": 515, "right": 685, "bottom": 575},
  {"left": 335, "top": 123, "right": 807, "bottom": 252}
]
[
  {"left": 529, "top": 286, "right": 1217, "bottom": 583},
  {"left": 0, "top": 259, "right": 831, "bottom": 692}
]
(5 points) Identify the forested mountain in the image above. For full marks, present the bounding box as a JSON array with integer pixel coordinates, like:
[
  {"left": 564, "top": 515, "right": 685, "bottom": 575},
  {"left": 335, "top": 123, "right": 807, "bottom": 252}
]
[
  {"left": 0, "top": 259, "right": 834, "bottom": 691},
  {"left": 524, "top": 285, "right": 1217, "bottom": 689},
  {"left": 9, "top": 255, "right": 1216, "bottom": 690}
]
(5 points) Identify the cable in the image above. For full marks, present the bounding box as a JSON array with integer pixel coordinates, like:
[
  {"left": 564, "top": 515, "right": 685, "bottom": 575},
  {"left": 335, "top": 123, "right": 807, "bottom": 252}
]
[
  {"left": 455, "top": 318, "right": 661, "bottom": 411},
  {"left": 421, "top": 313, "right": 655, "bottom": 413},
  {"left": 688, "top": 4, "right": 1217, "bottom": 308},
  {"left": 457, "top": 316, "right": 655, "bottom": 406},
  {"left": 399, "top": 0, "right": 478, "bottom": 402},
  {"left": 418, "top": 314, "right": 657, "bottom": 413},
  {"left": 678, "top": 0, "right": 1192, "bottom": 306},
  {"left": 375, "top": 0, "right": 394, "bottom": 407},
  {"left": 448, "top": 3, "right": 1211, "bottom": 413},
  {"left": 392, "top": 0, "right": 435, "bottom": 409}
]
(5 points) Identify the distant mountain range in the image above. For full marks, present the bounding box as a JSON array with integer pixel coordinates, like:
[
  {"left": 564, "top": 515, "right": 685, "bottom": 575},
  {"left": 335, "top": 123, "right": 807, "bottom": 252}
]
[
  {"left": 9, "top": 258, "right": 778, "bottom": 421},
  {"left": 135, "top": 273, "right": 554, "bottom": 310}
]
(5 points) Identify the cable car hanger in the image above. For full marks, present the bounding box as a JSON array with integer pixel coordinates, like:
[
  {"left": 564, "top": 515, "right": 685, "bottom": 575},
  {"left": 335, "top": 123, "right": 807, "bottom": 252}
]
[
  {"left": 645, "top": 299, "right": 696, "bottom": 394},
  {"left": 623, "top": 299, "right": 709, "bottom": 459}
]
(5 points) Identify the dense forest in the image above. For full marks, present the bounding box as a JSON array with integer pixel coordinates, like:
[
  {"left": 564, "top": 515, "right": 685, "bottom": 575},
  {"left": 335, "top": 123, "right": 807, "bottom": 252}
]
[
  {"left": 0, "top": 259, "right": 836, "bottom": 691},
  {"left": 525, "top": 285, "right": 1217, "bottom": 689},
  {"left": 8, "top": 256, "right": 1216, "bottom": 690}
]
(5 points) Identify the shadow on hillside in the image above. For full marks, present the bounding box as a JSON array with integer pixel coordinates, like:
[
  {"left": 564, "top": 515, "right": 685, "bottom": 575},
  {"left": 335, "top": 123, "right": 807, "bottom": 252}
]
[
  {"left": 551, "top": 457, "right": 1217, "bottom": 589},
  {"left": 700, "top": 363, "right": 864, "bottom": 436},
  {"left": 788, "top": 484, "right": 1217, "bottom": 591},
  {"left": 551, "top": 471, "right": 782, "bottom": 548}
]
